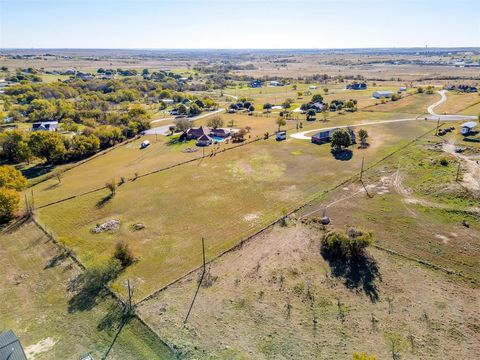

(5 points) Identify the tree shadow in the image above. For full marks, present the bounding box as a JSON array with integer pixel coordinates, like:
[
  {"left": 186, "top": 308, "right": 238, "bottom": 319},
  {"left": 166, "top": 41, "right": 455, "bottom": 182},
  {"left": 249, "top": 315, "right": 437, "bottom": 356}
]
[
  {"left": 331, "top": 149, "right": 353, "bottom": 161},
  {"left": 67, "top": 260, "right": 121, "bottom": 313},
  {"left": 96, "top": 193, "right": 114, "bottom": 208},
  {"left": 44, "top": 249, "right": 70, "bottom": 269},
  {"left": 321, "top": 247, "right": 381, "bottom": 302},
  {"left": 21, "top": 163, "right": 55, "bottom": 180}
]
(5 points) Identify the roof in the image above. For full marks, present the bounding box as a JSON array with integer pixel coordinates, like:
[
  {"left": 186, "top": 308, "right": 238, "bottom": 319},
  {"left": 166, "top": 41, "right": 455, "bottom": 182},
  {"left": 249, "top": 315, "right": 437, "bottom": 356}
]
[
  {"left": 0, "top": 330, "right": 27, "bottom": 360},
  {"left": 461, "top": 121, "right": 477, "bottom": 129},
  {"left": 197, "top": 134, "right": 212, "bottom": 141},
  {"left": 373, "top": 91, "right": 393, "bottom": 95},
  {"left": 186, "top": 126, "right": 209, "bottom": 138}
]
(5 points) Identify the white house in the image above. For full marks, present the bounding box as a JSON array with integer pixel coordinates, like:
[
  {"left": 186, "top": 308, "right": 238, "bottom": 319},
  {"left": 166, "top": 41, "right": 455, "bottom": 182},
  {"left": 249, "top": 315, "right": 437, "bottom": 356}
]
[
  {"left": 32, "top": 121, "right": 59, "bottom": 131},
  {"left": 373, "top": 91, "right": 393, "bottom": 99},
  {"left": 460, "top": 121, "right": 477, "bottom": 135}
]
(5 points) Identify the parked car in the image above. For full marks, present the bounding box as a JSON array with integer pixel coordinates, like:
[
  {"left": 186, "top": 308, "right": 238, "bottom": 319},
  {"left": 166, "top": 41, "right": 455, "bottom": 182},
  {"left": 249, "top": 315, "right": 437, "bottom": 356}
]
[{"left": 140, "top": 140, "right": 151, "bottom": 149}]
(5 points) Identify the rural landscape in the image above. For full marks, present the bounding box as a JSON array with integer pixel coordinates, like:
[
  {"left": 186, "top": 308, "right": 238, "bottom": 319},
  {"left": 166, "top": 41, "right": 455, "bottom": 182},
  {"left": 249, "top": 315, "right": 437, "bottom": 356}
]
[{"left": 1, "top": 1, "right": 479, "bottom": 359}]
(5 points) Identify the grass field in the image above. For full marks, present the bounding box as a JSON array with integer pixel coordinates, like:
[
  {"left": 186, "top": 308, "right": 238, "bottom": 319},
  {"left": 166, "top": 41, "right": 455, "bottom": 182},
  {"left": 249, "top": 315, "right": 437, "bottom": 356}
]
[
  {"left": 136, "top": 129, "right": 480, "bottom": 359},
  {"left": 0, "top": 221, "right": 175, "bottom": 359},
  {"left": 34, "top": 120, "right": 435, "bottom": 299},
  {"left": 435, "top": 92, "right": 480, "bottom": 115}
]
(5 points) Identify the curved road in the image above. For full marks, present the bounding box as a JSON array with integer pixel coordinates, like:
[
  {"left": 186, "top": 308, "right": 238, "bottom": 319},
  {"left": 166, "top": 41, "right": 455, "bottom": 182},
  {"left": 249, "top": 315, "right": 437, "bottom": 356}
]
[{"left": 291, "top": 90, "right": 477, "bottom": 140}]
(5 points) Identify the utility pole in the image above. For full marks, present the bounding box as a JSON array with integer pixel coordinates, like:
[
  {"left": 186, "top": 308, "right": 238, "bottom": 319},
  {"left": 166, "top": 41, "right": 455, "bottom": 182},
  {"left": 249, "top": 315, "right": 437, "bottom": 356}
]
[
  {"left": 456, "top": 161, "right": 461, "bottom": 181},
  {"left": 30, "top": 189, "right": 35, "bottom": 212},
  {"left": 436, "top": 117, "right": 440, "bottom": 135},
  {"left": 360, "top": 157, "right": 365, "bottom": 182},
  {"left": 184, "top": 237, "right": 206, "bottom": 324}
]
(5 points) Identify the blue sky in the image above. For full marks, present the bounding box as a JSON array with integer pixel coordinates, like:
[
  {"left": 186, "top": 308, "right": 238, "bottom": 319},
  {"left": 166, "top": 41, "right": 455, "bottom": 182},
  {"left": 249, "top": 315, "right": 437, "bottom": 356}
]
[{"left": 1, "top": 0, "right": 479, "bottom": 48}]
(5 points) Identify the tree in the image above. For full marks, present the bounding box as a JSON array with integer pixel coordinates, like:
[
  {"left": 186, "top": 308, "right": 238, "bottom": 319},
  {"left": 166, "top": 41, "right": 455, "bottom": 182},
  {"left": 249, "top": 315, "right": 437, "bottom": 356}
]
[
  {"left": 353, "top": 353, "right": 376, "bottom": 360},
  {"left": 358, "top": 129, "right": 369, "bottom": 148},
  {"left": 282, "top": 98, "right": 293, "bottom": 109},
  {"left": 322, "top": 227, "right": 374, "bottom": 259},
  {"left": 68, "top": 134, "right": 100, "bottom": 159},
  {"left": 311, "top": 94, "right": 324, "bottom": 103},
  {"left": 330, "top": 129, "right": 352, "bottom": 151},
  {"left": 113, "top": 241, "right": 135, "bottom": 267},
  {"left": 416, "top": 86, "right": 424, "bottom": 94},
  {"left": 175, "top": 118, "right": 192, "bottom": 132},
  {"left": 263, "top": 103, "right": 273, "bottom": 111},
  {"left": 28, "top": 131, "right": 66, "bottom": 163},
  {"left": 275, "top": 117, "right": 286, "bottom": 131},
  {"left": 248, "top": 105, "right": 255, "bottom": 112},
  {"left": 0, "top": 165, "right": 27, "bottom": 191},
  {"left": 207, "top": 116, "right": 224, "bottom": 129},
  {"left": 105, "top": 179, "right": 117, "bottom": 195},
  {"left": 323, "top": 88, "right": 329, "bottom": 94},
  {"left": 188, "top": 103, "right": 201, "bottom": 116},
  {"left": 384, "top": 333, "right": 407, "bottom": 360},
  {"left": 306, "top": 109, "right": 316, "bottom": 120},
  {"left": 0, "top": 130, "right": 31, "bottom": 163},
  {"left": 0, "top": 187, "right": 20, "bottom": 222}
]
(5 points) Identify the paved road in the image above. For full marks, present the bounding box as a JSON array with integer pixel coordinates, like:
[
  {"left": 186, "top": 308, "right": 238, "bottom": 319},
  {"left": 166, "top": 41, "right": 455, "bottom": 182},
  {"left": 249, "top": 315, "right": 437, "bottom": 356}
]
[
  {"left": 291, "top": 90, "right": 477, "bottom": 140},
  {"left": 145, "top": 108, "right": 225, "bottom": 135}
]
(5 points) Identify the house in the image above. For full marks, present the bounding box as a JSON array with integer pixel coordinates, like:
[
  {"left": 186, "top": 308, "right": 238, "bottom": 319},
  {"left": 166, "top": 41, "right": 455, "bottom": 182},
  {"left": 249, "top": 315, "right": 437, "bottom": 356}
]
[
  {"left": 0, "top": 330, "right": 27, "bottom": 360},
  {"left": 250, "top": 80, "right": 262, "bottom": 88},
  {"left": 185, "top": 126, "right": 209, "bottom": 140},
  {"left": 196, "top": 134, "right": 213, "bottom": 146},
  {"left": 460, "top": 121, "right": 477, "bottom": 135},
  {"left": 311, "top": 102, "right": 324, "bottom": 112},
  {"left": 32, "top": 121, "right": 59, "bottom": 131},
  {"left": 210, "top": 128, "right": 231, "bottom": 138},
  {"left": 276, "top": 130, "right": 287, "bottom": 141},
  {"left": 76, "top": 72, "right": 95, "bottom": 80},
  {"left": 373, "top": 91, "right": 393, "bottom": 99},
  {"left": 309, "top": 85, "right": 317, "bottom": 90},
  {"left": 63, "top": 69, "right": 76, "bottom": 75},
  {"left": 311, "top": 128, "right": 355, "bottom": 145},
  {"left": 347, "top": 83, "right": 367, "bottom": 90},
  {"left": 399, "top": 87, "right": 407, "bottom": 92},
  {"left": 162, "top": 99, "right": 175, "bottom": 105},
  {"left": 269, "top": 81, "right": 284, "bottom": 87}
]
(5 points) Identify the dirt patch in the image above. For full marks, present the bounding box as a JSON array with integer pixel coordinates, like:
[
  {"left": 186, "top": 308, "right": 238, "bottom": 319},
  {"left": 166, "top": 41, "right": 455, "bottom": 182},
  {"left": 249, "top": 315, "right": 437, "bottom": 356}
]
[{"left": 25, "top": 338, "right": 57, "bottom": 359}]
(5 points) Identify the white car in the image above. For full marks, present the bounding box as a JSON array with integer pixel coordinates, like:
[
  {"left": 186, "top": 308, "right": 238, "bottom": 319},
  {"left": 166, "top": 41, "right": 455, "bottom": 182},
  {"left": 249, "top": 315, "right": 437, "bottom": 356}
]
[{"left": 140, "top": 140, "right": 151, "bottom": 149}]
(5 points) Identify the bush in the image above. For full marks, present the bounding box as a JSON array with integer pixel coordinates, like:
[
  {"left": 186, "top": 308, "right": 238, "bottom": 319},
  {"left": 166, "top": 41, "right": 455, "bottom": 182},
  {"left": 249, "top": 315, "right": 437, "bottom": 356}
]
[
  {"left": 322, "top": 227, "right": 374, "bottom": 259},
  {"left": 0, "top": 187, "right": 20, "bottom": 222},
  {"left": 113, "top": 241, "right": 135, "bottom": 267},
  {"left": 439, "top": 157, "right": 448, "bottom": 166}
]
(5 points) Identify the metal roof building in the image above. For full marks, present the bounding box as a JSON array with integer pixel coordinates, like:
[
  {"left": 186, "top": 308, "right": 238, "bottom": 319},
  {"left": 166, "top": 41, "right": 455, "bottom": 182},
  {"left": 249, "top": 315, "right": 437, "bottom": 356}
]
[{"left": 0, "top": 330, "right": 27, "bottom": 360}]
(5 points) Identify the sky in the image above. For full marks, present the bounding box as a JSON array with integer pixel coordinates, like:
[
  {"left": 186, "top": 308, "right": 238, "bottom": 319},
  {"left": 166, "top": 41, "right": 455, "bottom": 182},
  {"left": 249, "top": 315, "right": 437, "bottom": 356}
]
[{"left": 0, "top": 0, "right": 479, "bottom": 49}]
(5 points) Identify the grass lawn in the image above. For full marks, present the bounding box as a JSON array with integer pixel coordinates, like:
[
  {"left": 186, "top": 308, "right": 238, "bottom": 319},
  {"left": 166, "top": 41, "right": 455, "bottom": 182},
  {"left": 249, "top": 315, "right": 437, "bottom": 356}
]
[
  {"left": 363, "top": 93, "right": 435, "bottom": 115},
  {"left": 436, "top": 91, "right": 480, "bottom": 115},
  {"left": 0, "top": 221, "right": 175, "bottom": 360},
  {"left": 35, "top": 120, "right": 435, "bottom": 300}
]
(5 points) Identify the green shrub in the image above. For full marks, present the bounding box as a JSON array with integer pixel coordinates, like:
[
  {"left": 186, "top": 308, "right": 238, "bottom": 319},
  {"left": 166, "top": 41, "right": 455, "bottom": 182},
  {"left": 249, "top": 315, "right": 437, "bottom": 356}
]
[
  {"left": 322, "top": 227, "right": 374, "bottom": 259},
  {"left": 113, "top": 241, "right": 135, "bottom": 267},
  {"left": 439, "top": 157, "right": 448, "bottom": 166}
]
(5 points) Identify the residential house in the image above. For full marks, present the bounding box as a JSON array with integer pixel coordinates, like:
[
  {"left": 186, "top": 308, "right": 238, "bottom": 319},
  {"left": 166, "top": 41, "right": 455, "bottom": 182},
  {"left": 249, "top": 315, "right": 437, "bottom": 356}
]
[
  {"left": 311, "top": 128, "right": 355, "bottom": 145},
  {"left": 32, "top": 121, "right": 59, "bottom": 131},
  {"left": 311, "top": 102, "right": 324, "bottom": 112},
  {"left": 347, "top": 83, "right": 367, "bottom": 90},
  {"left": 373, "top": 91, "right": 393, "bottom": 99},
  {"left": 460, "top": 121, "right": 477, "bottom": 135},
  {"left": 185, "top": 126, "right": 209, "bottom": 140},
  {"left": 210, "top": 128, "right": 232, "bottom": 138},
  {"left": 250, "top": 80, "right": 262, "bottom": 88},
  {"left": 196, "top": 134, "right": 213, "bottom": 146},
  {"left": 0, "top": 330, "right": 27, "bottom": 360},
  {"left": 269, "top": 81, "right": 284, "bottom": 86}
]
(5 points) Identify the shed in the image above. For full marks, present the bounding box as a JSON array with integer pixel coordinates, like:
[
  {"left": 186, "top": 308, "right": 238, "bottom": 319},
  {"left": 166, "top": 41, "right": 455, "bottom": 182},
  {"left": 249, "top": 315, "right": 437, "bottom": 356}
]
[
  {"left": 32, "top": 121, "right": 59, "bottom": 131},
  {"left": 460, "top": 121, "right": 477, "bottom": 135},
  {"left": 0, "top": 330, "right": 27, "bottom": 360},
  {"left": 373, "top": 91, "right": 393, "bottom": 99}
]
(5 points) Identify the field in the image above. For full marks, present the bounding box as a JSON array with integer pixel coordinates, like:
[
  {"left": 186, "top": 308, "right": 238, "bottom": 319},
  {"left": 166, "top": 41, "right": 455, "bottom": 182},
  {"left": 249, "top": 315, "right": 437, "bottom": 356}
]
[
  {"left": 136, "top": 130, "right": 480, "bottom": 359},
  {"left": 34, "top": 119, "right": 435, "bottom": 300},
  {"left": 0, "top": 220, "right": 175, "bottom": 359},
  {"left": 2, "top": 48, "right": 479, "bottom": 359}
]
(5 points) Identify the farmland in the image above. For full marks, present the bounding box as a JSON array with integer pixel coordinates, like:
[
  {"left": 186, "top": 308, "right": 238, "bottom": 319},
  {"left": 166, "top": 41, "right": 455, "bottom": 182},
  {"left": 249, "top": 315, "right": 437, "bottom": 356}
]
[{"left": 1, "top": 47, "right": 479, "bottom": 359}]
